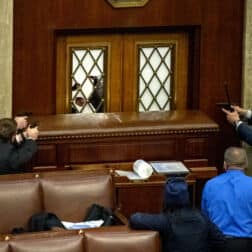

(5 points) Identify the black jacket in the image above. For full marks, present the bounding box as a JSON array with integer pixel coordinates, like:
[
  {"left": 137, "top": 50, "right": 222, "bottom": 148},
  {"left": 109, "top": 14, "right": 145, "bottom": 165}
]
[
  {"left": 0, "top": 139, "right": 37, "bottom": 174},
  {"left": 130, "top": 208, "right": 225, "bottom": 252}
]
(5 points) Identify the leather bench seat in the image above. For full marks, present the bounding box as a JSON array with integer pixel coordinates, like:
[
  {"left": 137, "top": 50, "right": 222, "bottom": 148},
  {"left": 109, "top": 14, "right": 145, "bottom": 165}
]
[
  {"left": 0, "top": 170, "right": 121, "bottom": 234},
  {"left": 0, "top": 227, "right": 160, "bottom": 252}
]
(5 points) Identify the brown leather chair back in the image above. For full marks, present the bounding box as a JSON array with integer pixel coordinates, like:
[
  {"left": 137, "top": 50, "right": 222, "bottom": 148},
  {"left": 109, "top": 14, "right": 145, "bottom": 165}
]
[
  {"left": 84, "top": 228, "right": 160, "bottom": 252},
  {"left": 10, "top": 234, "right": 83, "bottom": 252},
  {"left": 0, "top": 178, "right": 41, "bottom": 234},
  {"left": 41, "top": 172, "right": 114, "bottom": 222},
  {"left": 0, "top": 169, "right": 114, "bottom": 234},
  {"left": 0, "top": 227, "right": 160, "bottom": 252}
]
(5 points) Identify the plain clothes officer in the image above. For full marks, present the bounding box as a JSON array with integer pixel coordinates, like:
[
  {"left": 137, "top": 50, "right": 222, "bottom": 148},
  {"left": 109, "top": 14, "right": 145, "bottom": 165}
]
[
  {"left": 201, "top": 146, "right": 252, "bottom": 251},
  {"left": 0, "top": 118, "right": 38, "bottom": 174},
  {"left": 222, "top": 105, "right": 252, "bottom": 145}
]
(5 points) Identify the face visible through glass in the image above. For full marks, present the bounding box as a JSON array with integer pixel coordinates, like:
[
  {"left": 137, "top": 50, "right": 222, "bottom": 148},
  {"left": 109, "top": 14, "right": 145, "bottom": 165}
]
[{"left": 75, "top": 97, "right": 86, "bottom": 107}]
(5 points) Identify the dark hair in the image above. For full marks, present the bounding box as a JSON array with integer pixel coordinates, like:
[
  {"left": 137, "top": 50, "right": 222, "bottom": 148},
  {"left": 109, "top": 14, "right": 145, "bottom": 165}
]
[
  {"left": 0, "top": 118, "right": 17, "bottom": 142},
  {"left": 15, "top": 111, "right": 32, "bottom": 117}
]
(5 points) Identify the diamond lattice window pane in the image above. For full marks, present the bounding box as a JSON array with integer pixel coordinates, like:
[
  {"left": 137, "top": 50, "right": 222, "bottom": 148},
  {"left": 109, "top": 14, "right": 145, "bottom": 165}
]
[
  {"left": 74, "top": 66, "right": 86, "bottom": 84},
  {"left": 141, "top": 63, "right": 153, "bottom": 84},
  {"left": 149, "top": 51, "right": 162, "bottom": 69},
  {"left": 149, "top": 76, "right": 161, "bottom": 95},
  {"left": 157, "top": 90, "right": 169, "bottom": 107},
  {"left": 83, "top": 54, "right": 95, "bottom": 73},
  {"left": 138, "top": 44, "right": 174, "bottom": 112},
  {"left": 71, "top": 47, "right": 107, "bottom": 113},
  {"left": 82, "top": 80, "right": 93, "bottom": 98},
  {"left": 164, "top": 78, "right": 171, "bottom": 93},
  {"left": 140, "top": 89, "right": 154, "bottom": 110},
  {"left": 149, "top": 103, "right": 160, "bottom": 111},
  {"left": 157, "top": 64, "right": 169, "bottom": 82}
]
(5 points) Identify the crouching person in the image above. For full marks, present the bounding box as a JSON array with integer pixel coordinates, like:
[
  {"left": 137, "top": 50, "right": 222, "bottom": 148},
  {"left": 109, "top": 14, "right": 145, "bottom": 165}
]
[{"left": 129, "top": 177, "right": 225, "bottom": 252}]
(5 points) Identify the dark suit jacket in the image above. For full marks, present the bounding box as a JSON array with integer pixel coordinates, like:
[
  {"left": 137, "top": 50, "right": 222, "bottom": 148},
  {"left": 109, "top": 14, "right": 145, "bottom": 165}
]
[
  {"left": 237, "top": 123, "right": 252, "bottom": 146},
  {"left": 0, "top": 139, "right": 37, "bottom": 175}
]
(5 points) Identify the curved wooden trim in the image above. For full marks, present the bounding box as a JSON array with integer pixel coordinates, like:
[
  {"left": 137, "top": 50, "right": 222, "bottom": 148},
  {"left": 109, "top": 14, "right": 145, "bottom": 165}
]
[
  {"left": 106, "top": 0, "right": 149, "bottom": 8},
  {"left": 38, "top": 127, "right": 219, "bottom": 141}
]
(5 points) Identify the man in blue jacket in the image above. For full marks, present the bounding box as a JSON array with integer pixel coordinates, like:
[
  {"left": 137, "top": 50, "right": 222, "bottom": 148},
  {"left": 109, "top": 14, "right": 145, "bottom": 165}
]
[
  {"left": 222, "top": 105, "right": 252, "bottom": 145},
  {"left": 129, "top": 177, "right": 225, "bottom": 252}
]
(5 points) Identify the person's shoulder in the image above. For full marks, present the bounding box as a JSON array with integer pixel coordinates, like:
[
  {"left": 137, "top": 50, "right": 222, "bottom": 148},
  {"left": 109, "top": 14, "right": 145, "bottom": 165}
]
[
  {"left": 204, "top": 173, "right": 224, "bottom": 187},
  {"left": 0, "top": 141, "right": 14, "bottom": 150},
  {"left": 179, "top": 208, "right": 209, "bottom": 224},
  {"left": 242, "top": 174, "right": 252, "bottom": 185}
]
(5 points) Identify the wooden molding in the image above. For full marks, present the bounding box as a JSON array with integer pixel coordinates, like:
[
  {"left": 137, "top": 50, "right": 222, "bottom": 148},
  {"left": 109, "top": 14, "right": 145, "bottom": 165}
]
[
  {"left": 106, "top": 0, "right": 149, "bottom": 8},
  {"left": 37, "top": 127, "right": 219, "bottom": 141}
]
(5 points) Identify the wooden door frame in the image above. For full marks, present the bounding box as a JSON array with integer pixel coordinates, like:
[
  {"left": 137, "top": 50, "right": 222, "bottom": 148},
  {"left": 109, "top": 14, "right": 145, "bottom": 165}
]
[
  {"left": 56, "top": 31, "right": 189, "bottom": 113},
  {"left": 56, "top": 34, "right": 123, "bottom": 113}
]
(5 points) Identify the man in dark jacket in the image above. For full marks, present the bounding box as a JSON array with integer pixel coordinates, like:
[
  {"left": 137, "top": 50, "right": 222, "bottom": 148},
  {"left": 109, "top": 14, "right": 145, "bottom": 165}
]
[
  {"left": 222, "top": 105, "right": 252, "bottom": 145},
  {"left": 129, "top": 177, "right": 225, "bottom": 252},
  {"left": 0, "top": 118, "right": 38, "bottom": 174}
]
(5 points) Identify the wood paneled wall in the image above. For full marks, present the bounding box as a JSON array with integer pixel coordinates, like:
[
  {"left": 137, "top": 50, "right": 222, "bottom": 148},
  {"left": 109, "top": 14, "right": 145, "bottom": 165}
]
[{"left": 13, "top": 0, "right": 244, "bottom": 157}]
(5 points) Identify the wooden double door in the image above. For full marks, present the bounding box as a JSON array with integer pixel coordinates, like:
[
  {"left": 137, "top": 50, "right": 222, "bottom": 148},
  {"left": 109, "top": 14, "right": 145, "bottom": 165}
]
[{"left": 56, "top": 32, "right": 189, "bottom": 113}]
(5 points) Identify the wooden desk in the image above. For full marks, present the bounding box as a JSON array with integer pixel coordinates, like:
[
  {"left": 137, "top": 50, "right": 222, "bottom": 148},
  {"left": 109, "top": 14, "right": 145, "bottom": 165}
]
[
  {"left": 113, "top": 174, "right": 196, "bottom": 218},
  {"left": 29, "top": 110, "right": 219, "bottom": 171},
  {"left": 72, "top": 163, "right": 217, "bottom": 217}
]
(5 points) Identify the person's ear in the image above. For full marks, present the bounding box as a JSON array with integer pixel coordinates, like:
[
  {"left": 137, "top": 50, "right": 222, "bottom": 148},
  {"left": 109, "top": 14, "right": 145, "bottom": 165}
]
[{"left": 223, "top": 161, "right": 227, "bottom": 171}]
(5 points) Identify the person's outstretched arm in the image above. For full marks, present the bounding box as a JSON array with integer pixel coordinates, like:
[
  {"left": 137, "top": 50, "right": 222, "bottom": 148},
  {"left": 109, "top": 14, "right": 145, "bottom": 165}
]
[
  {"left": 129, "top": 213, "right": 168, "bottom": 233},
  {"left": 236, "top": 123, "right": 252, "bottom": 145},
  {"left": 222, "top": 107, "right": 252, "bottom": 145}
]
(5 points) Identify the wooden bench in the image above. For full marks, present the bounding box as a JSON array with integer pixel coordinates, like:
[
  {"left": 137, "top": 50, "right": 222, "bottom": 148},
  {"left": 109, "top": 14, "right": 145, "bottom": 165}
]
[
  {"left": 0, "top": 169, "right": 126, "bottom": 234},
  {"left": 0, "top": 227, "right": 160, "bottom": 252}
]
